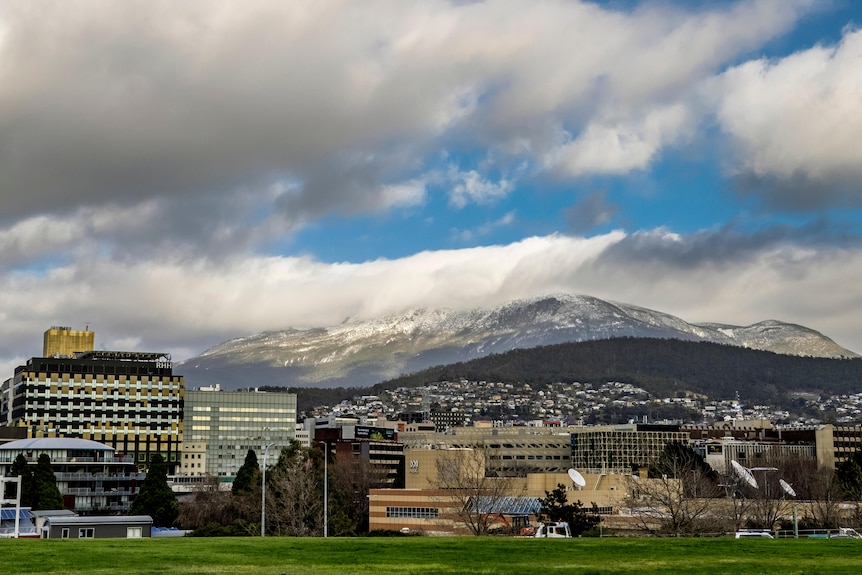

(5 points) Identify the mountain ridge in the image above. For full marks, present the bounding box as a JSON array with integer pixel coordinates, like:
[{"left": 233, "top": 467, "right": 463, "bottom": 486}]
[{"left": 179, "top": 294, "right": 857, "bottom": 389}]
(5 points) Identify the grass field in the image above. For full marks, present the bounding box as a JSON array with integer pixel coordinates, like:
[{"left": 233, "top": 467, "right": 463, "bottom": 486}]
[{"left": 2, "top": 536, "right": 861, "bottom": 575}]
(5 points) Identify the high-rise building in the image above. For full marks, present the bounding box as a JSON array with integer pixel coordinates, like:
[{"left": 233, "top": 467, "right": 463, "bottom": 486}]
[
  {"left": 182, "top": 387, "right": 296, "bottom": 479},
  {"left": 43, "top": 326, "right": 95, "bottom": 357},
  {"left": 1, "top": 329, "right": 183, "bottom": 473}
]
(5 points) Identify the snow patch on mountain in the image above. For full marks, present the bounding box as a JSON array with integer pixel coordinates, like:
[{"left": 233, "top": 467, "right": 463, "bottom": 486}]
[{"left": 180, "top": 294, "right": 858, "bottom": 389}]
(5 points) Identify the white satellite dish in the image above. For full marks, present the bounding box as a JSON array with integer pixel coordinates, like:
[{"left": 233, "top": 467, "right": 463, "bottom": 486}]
[
  {"left": 731, "top": 460, "right": 758, "bottom": 489},
  {"left": 568, "top": 468, "right": 586, "bottom": 488},
  {"left": 779, "top": 479, "right": 797, "bottom": 498}
]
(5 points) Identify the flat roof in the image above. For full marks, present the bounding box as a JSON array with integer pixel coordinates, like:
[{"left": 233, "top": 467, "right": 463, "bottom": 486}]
[
  {"left": 0, "top": 437, "right": 115, "bottom": 452},
  {"left": 46, "top": 515, "right": 153, "bottom": 525}
]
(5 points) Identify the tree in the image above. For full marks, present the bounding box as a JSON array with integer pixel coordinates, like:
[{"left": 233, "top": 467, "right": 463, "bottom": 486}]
[
  {"left": 31, "top": 454, "right": 64, "bottom": 511},
  {"left": 232, "top": 449, "right": 260, "bottom": 496},
  {"left": 432, "top": 448, "right": 523, "bottom": 535},
  {"left": 130, "top": 454, "right": 179, "bottom": 527},
  {"left": 538, "top": 484, "right": 600, "bottom": 536},
  {"left": 265, "top": 441, "right": 329, "bottom": 536},
  {"left": 178, "top": 475, "right": 258, "bottom": 536},
  {"left": 630, "top": 442, "right": 720, "bottom": 535},
  {"left": 6, "top": 454, "right": 33, "bottom": 507},
  {"left": 332, "top": 451, "right": 392, "bottom": 533}
]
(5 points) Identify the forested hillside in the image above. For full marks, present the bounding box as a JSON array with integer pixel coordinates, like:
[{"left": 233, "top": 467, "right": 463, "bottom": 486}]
[
  {"left": 376, "top": 338, "right": 862, "bottom": 403},
  {"left": 275, "top": 338, "right": 862, "bottom": 413}
]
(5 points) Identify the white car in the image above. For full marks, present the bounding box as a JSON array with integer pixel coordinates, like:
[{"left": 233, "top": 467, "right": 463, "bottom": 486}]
[{"left": 735, "top": 531, "right": 774, "bottom": 539}]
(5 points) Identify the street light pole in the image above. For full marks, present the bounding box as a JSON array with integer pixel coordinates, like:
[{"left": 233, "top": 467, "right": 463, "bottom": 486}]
[
  {"left": 318, "top": 440, "right": 328, "bottom": 538},
  {"left": 261, "top": 442, "right": 274, "bottom": 537}
]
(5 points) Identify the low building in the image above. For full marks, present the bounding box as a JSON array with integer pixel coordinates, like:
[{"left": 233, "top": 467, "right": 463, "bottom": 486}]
[
  {"left": 0, "top": 437, "right": 144, "bottom": 514},
  {"left": 42, "top": 514, "right": 152, "bottom": 539}
]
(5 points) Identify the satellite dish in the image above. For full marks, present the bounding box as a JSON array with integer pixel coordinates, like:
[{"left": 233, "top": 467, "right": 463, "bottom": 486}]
[
  {"left": 568, "top": 468, "right": 586, "bottom": 488},
  {"left": 731, "top": 460, "right": 758, "bottom": 489},
  {"left": 779, "top": 479, "right": 797, "bottom": 498}
]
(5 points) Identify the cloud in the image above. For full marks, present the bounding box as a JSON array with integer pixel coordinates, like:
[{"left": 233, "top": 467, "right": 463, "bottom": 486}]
[
  {"left": 550, "top": 104, "right": 692, "bottom": 176},
  {"left": 3, "top": 228, "right": 862, "bottom": 373},
  {"left": 715, "top": 26, "right": 862, "bottom": 209},
  {"left": 565, "top": 191, "right": 621, "bottom": 234},
  {"left": 452, "top": 210, "right": 517, "bottom": 242},
  {"left": 0, "top": 0, "right": 812, "bottom": 233},
  {"left": 448, "top": 169, "right": 514, "bottom": 208}
]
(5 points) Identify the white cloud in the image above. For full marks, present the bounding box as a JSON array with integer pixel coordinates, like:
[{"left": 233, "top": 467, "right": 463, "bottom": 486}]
[
  {"left": 551, "top": 104, "right": 692, "bottom": 175},
  {"left": 3, "top": 229, "right": 862, "bottom": 368},
  {"left": 448, "top": 169, "right": 514, "bottom": 208},
  {"left": 715, "top": 26, "right": 862, "bottom": 205}
]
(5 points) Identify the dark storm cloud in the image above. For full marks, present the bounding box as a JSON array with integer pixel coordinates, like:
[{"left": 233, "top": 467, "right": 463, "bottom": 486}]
[
  {"left": 599, "top": 221, "right": 862, "bottom": 270},
  {"left": 732, "top": 171, "right": 862, "bottom": 213}
]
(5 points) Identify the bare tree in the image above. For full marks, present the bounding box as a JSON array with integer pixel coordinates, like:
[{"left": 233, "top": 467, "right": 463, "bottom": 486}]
[
  {"left": 265, "top": 442, "right": 325, "bottom": 536},
  {"left": 431, "top": 448, "right": 523, "bottom": 535},
  {"left": 628, "top": 442, "right": 721, "bottom": 536},
  {"left": 706, "top": 471, "right": 755, "bottom": 534},
  {"left": 628, "top": 468, "right": 720, "bottom": 535},
  {"left": 740, "top": 472, "right": 787, "bottom": 531}
]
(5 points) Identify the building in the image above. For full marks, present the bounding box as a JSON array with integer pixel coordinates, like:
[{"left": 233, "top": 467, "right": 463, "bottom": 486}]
[
  {"left": 41, "top": 514, "right": 152, "bottom": 539},
  {"left": 0, "top": 342, "right": 184, "bottom": 473},
  {"left": 182, "top": 387, "right": 296, "bottom": 479},
  {"left": 369, "top": 448, "right": 626, "bottom": 534},
  {"left": 693, "top": 437, "right": 816, "bottom": 474},
  {"left": 401, "top": 426, "right": 578, "bottom": 476},
  {"left": 42, "top": 326, "right": 95, "bottom": 358},
  {"left": 570, "top": 425, "right": 690, "bottom": 472},
  {"left": 315, "top": 424, "right": 404, "bottom": 488},
  {"left": 0, "top": 437, "right": 144, "bottom": 514}
]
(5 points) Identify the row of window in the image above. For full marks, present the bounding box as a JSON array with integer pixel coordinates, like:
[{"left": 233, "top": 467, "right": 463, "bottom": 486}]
[{"left": 386, "top": 507, "right": 439, "bottom": 519}]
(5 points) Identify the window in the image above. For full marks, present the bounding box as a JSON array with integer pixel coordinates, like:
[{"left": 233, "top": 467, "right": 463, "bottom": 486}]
[
  {"left": 127, "top": 527, "right": 142, "bottom": 538},
  {"left": 61, "top": 528, "right": 70, "bottom": 539},
  {"left": 78, "top": 528, "right": 95, "bottom": 539},
  {"left": 386, "top": 507, "right": 439, "bottom": 519}
]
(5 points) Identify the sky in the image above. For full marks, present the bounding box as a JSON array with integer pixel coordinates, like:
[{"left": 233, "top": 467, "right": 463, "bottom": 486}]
[{"left": 2, "top": 0, "right": 862, "bottom": 375}]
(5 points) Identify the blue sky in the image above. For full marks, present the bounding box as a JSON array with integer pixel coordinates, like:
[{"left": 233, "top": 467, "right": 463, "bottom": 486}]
[{"left": 2, "top": 0, "right": 862, "bottom": 371}]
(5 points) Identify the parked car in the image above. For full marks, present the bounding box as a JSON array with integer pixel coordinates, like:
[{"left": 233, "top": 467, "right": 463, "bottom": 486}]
[
  {"left": 735, "top": 531, "right": 774, "bottom": 539},
  {"left": 534, "top": 522, "right": 572, "bottom": 538}
]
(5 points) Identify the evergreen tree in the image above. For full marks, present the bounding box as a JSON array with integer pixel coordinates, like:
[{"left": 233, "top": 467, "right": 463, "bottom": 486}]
[
  {"left": 232, "top": 449, "right": 260, "bottom": 496},
  {"left": 837, "top": 449, "right": 862, "bottom": 501},
  {"left": 130, "top": 454, "right": 179, "bottom": 526},
  {"left": 538, "top": 483, "right": 600, "bottom": 536},
  {"left": 6, "top": 453, "right": 34, "bottom": 507},
  {"left": 31, "top": 454, "right": 64, "bottom": 511}
]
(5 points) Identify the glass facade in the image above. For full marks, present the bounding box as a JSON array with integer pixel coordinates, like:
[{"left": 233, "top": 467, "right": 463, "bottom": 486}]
[{"left": 182, "top": 390, "right": 296, "bottom": 478}]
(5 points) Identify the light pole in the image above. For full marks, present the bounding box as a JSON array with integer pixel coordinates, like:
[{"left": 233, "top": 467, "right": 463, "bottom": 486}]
[
  {"left": 317, "top": 440, "right": 328, "bottom": 538},
  {"left": 261, "top": 442, "right": 274, "bottom": 537}
]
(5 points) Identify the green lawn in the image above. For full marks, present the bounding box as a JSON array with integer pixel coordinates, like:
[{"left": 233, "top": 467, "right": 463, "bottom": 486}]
[{"left": 2, "top": 536, "right": 861, "bottom": 575}]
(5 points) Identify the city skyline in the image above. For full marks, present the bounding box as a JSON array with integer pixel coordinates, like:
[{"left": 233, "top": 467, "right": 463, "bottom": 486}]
[{"left": 2, "top": 1, "right": 862, "bottom": 374}]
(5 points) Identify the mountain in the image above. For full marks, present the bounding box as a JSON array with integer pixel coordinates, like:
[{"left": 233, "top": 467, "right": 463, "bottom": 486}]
[{"left": 178, "top": 294, "right": 858, "bottom": 389}]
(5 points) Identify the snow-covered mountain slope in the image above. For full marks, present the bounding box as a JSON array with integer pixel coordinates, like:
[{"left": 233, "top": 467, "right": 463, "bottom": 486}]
[{"left": 179, "top": 294, "right": 858, "bottom": 389}]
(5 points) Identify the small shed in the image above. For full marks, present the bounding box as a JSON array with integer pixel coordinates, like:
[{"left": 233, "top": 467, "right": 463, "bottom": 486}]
[{"left": 43, "top": 515, "right": 153, "bottom": 539}]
